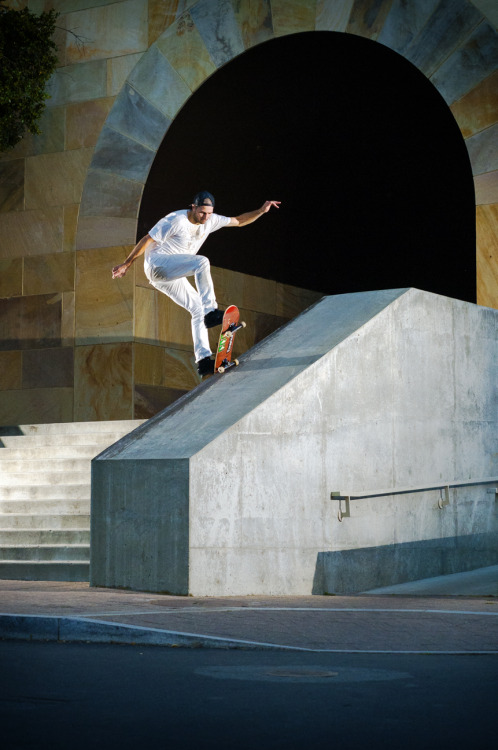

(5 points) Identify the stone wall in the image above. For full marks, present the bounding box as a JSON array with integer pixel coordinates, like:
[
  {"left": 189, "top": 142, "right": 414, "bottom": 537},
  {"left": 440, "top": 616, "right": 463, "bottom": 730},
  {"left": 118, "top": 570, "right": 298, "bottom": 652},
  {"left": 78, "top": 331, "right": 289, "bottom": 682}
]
[{"left": 1, "top": 0, "right": 497, "bottom": 425}]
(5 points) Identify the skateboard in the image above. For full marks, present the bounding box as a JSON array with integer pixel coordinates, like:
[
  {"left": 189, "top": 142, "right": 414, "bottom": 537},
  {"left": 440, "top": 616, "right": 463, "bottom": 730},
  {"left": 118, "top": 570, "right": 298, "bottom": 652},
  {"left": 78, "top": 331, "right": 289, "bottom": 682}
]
[{"left": 215, "top": 305, "right": 246, "bottom": 373}]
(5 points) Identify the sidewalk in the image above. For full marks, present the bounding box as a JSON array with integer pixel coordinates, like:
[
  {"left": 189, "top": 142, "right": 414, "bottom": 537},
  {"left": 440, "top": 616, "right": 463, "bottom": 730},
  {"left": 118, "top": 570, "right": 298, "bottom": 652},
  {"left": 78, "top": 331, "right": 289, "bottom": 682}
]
[{"left": 1, "top": 566, "right": 497, "bottom": 653}]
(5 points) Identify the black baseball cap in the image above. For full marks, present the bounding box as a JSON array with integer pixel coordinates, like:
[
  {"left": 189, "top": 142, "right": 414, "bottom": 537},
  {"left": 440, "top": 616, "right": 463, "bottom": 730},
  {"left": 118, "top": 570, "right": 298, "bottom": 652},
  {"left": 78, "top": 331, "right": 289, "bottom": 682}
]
[{"left": 193, "top": 190, "right": 215, "bottom": 207}]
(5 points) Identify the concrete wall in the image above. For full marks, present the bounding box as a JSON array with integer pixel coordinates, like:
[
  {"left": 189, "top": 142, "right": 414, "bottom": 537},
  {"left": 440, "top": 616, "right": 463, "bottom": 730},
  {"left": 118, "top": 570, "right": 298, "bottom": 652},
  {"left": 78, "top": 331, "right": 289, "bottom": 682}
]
[
  {"left": 91, "top": 289, "right": 498, "bottom": 595},
  {"left": 1, "top": 1, "right": 497, "bottom": 426}
]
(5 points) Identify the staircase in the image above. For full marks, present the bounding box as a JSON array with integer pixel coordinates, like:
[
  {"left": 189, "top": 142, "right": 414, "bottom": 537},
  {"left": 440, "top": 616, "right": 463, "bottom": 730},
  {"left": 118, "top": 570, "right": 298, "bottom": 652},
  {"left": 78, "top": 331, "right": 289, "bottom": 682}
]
[{"left": 0, "top": 420, "right": 145, "bottom": 581}]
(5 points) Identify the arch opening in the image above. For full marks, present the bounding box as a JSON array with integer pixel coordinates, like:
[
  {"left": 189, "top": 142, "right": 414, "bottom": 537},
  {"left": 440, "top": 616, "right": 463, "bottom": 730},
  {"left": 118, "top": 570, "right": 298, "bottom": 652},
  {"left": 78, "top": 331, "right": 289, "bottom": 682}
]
[{"left": 138, "top": 32, "right": 476, "bottom": 303}]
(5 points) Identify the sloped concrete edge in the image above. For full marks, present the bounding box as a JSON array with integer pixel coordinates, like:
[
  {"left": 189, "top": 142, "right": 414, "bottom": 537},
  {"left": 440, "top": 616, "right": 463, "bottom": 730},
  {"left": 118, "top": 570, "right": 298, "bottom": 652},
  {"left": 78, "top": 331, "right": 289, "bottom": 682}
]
[{"left": 0, "top": 614, "right": 289, "bottom": 650}]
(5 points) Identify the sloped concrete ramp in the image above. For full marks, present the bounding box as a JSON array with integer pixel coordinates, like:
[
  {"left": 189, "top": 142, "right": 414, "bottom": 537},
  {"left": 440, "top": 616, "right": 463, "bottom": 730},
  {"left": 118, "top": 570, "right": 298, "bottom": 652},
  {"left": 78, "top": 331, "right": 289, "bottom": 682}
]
[{"left": 91, "top": 289, "right": 497, "bottom": 595}]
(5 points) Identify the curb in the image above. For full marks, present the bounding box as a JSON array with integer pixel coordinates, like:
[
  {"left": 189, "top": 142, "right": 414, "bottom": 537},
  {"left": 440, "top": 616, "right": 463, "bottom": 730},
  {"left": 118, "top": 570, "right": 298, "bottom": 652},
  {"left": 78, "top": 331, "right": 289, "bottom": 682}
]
[{"left": 0, "top": 614, "right": 290, "bottom": 650}]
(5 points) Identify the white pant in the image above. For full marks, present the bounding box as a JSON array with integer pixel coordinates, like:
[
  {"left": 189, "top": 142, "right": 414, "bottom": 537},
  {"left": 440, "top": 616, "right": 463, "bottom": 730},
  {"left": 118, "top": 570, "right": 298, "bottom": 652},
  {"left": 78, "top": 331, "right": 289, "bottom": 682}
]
[{"left": 145, "top": 253, "right": 216, "bottom": 362}]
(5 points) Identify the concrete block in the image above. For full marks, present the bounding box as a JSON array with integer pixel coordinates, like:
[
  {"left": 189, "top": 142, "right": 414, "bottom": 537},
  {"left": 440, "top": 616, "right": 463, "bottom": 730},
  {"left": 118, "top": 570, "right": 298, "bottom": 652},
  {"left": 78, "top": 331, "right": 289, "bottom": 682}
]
[{"left": 91, "top": 289, "right": 498, "bottom": 595}]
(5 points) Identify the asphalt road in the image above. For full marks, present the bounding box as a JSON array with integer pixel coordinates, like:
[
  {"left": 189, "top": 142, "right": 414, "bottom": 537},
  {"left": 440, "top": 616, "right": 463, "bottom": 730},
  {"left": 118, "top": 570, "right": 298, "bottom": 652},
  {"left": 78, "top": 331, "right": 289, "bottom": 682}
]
[{"left": 1, "top": 641, "right": 497, "bottom": 750}]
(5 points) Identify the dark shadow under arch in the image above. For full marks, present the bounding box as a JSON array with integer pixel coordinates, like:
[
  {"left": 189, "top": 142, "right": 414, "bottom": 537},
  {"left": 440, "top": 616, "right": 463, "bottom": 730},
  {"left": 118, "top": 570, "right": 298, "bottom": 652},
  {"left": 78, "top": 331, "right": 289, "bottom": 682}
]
[{"left": 139, "top": 32, "right": 476, "bottom": 303}]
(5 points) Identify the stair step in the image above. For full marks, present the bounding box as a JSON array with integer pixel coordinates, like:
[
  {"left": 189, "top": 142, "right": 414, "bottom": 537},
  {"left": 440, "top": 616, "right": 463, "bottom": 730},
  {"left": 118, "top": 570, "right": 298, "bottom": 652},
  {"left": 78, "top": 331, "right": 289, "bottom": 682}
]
[
  {"left": 0, "top": 470, "right": 90, "bottom": 486},
  {"left": 0, "top": 419, "right": 144, "bottom": 436},
  {"left": 0, "top": 500, "right": 90, "bottom": 514},
  {"left": 0, "top": 444, "right": 112, "bottom": 460},
  {"left": 0, "top": 545, "right": 89, "bottom": 561},
  {"left": 0, "top": 457, "right": 92, "bottom": 473},
  {"left": 0, "top": 483, "right": 90, "bottom": 500},
  {"left": 0, "top": 513, "right": 89, "bottom": 530},
  {"left": 0, "top": 560, "right": 89, "bottom": 581},
  {"left": 0, "top": 432, "right": 131, "bottom": 448},
  {"left": 0, "top": 529, "right": 90, "bottom": 544}
]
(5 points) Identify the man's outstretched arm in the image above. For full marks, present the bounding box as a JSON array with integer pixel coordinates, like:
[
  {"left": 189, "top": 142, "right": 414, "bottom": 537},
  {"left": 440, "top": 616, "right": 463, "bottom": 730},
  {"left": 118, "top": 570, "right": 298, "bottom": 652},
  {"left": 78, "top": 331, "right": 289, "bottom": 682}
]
[
  {"left": 228, "top": 200, "right": 280, "bottom": 227},
  {"left": 111, "top": 234, "right": 156, "bottom": 278}
]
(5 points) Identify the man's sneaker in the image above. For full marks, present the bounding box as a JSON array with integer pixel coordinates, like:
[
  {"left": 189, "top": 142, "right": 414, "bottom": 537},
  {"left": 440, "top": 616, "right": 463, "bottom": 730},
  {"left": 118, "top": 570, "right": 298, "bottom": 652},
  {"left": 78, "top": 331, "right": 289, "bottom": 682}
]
[
  {"left": 197, "top": 356, "right": 215, "bottom": 376},
  {"left": 204, "top": 309, "right": 224, "bottom": 329}
]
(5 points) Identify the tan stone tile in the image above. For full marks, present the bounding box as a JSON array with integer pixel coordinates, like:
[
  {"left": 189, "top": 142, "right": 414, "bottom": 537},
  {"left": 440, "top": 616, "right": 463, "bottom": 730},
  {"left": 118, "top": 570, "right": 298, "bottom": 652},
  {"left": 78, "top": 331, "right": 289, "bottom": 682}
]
[
  {"left": 22, "top": 347, "right": 73, "bottom": 389},
  {"left": 0, "top": 259, "right": 22, "bottom": 299},
  {"left": 135, "top": 284, "right": 192, "bottom": 350},
  {"left": 0, "top": 208, "right": 64, "bottom": 258},
  {"left": 62, "top": 291, "right": 75, "bottom": 344},
  {"left": 25, "top": 149, "right": 93, "bottom": 209},
  {"left": 0, "top": 387, "right": 73, "bottom": 425},
  {"left": 74, "top": 342, "right": 133, "bottom": 421},
  {"left": 451, "top": 71, "right": 498, "bottom": 139},
  {"left": 0, "top": 351, "right": 22, "bottom": 391},
  {"left": 134, "top": 383, "right": 187, "bottom": 418},
  {"left": 232, "top": 0, "right": 273, "bottom": 48},
  {"left": 63, "top": 205, "right": 79, "bottom": 252},
  {"left": 75, "top": 217, "right": 138, "bottom": 250},
  {"left": 107, "top": 52, "right": 144, "bottom": 96},
  {"left": 65, "top": 0, "right": 148, "bottom": 64},
  {"left": 316, "top": 0, "right": 355, "bottom": 31},
  {"left": 346, "top": 0, "right": 393, "bottom": 39},
  {"left": 476, "top": 203, "right": 498, "bottom": 309},
  {"left": 211, "top": 266, "right": 277, "bottom": 314},
  {"left": 0, "top": 294, "right": 62, "bottom": 351},
  {"left": 271, "top": 0, "right": 316, "bottom": 36},
  {"left": 275, "top": 281, "right": 322, "bottom": 318},
  {"left": 134, "top": 341, "right": 197, "bottom": 389},
  {"left": 148, "top": 0, "right": 181, "bottom": 45},
  {"left": 156, "top": 12, "right": 216, "bottom": 91},
  {"left": 75, "top": 246, "right": 134, "bottom": 343},
  {"left": 475, "top": 171, "right": 498, "bottom": 205},
  {"left": 24, "top": 252, "right": 75, "bottom": 296},
  {"left": 135, "top": 255, "right": 150, "bottom": 288},
  {"left": 0, "top": 159, "right": 24, "bottom": 213},
  {"left": 66, "top": 98, "right": 115, "bottom": 150}
]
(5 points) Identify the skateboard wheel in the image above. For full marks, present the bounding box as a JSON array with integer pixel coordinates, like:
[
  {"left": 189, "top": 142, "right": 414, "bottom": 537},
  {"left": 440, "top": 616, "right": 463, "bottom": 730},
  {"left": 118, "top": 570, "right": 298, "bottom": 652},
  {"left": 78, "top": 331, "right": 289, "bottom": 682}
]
[
  {"left": 217, "top": 366, "right": 225, "bottom": 374},
  {"left": 241, "top": 321, "right": 246, "bottom": 328},
  {"left": 234, "top": 359, "right": 239, "bottom": 366}
]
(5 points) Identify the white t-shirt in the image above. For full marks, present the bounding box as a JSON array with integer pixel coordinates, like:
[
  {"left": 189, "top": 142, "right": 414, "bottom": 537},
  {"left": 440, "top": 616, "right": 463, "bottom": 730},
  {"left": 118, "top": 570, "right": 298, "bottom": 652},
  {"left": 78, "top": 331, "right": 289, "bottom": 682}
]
[{"left": 146, "top": 210, "right": 231, "bottom": 266}]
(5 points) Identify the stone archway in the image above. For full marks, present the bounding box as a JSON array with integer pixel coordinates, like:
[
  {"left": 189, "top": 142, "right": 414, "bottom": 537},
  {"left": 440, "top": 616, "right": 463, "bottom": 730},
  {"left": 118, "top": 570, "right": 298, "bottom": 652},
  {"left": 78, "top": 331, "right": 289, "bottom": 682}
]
[{"left": 76, "top": 0, "right": 498, "bottom": 308}]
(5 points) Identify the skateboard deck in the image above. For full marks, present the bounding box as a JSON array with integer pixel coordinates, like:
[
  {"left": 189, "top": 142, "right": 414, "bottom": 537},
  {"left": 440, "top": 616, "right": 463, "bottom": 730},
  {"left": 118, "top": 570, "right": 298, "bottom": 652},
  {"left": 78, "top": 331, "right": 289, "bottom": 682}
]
[{"left": 215, "top": 305, "right": 245, "bottom": 373}]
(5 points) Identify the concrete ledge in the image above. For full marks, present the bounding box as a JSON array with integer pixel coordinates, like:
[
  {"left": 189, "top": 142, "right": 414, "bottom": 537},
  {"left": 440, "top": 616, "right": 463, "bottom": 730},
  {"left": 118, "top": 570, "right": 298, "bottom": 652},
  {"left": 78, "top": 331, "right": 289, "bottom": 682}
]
[{"left": 0, "top": 614, "right": 284, "bottom": 650}]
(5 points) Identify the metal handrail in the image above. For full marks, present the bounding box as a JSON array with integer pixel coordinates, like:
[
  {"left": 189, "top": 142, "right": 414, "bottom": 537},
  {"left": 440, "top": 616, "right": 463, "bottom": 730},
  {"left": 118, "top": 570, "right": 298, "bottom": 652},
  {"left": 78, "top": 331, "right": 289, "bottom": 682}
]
[{"left": 331, "top": 477, "right": 498, "bottom": 521}]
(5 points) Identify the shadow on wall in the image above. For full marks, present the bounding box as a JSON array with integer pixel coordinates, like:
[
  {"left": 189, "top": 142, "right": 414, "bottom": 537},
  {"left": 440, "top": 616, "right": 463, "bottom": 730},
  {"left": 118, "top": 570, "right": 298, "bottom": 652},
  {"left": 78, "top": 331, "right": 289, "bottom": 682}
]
[{"left": 312, "top": 534, "right": 498, "bottom": 594}]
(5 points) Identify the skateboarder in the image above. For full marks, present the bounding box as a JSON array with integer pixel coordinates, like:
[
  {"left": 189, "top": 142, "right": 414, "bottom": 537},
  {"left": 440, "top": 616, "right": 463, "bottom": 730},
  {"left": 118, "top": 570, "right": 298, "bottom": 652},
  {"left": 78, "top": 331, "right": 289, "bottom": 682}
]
[{"left": 111, "top": 192, "right": 280, "bottom": 375}]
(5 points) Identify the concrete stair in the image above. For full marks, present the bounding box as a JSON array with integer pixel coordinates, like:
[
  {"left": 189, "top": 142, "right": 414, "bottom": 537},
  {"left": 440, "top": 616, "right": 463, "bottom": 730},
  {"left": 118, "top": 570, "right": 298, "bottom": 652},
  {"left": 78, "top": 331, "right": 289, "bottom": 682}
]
[{"left": 0, "top": 420, "right": 145, "bottom": 581}]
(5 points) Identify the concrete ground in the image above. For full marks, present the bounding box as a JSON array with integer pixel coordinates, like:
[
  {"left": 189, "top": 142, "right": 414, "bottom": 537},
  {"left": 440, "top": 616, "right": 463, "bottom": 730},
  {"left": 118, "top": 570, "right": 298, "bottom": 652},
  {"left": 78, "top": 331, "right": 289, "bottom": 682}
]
[{"left": 0, "top": 566, "right": 497, "bottom": 653}]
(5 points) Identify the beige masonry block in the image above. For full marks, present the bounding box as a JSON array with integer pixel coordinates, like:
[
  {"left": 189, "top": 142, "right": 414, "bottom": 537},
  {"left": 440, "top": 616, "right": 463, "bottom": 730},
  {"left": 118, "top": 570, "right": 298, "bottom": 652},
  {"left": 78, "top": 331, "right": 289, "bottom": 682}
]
[
  {"left": 62, "top": 291, "right": 75, "bottom": 345},
  {"left": 451, "top": 71, "right": 498, "bottom": 139},
  {"left": 475, "top": 171, "right": 498, "bottom": 205},
  {"left": 476, "top": 203, "right": 498, "bottom": 309},
  {"left": 25, "top": 149, "right": 94, "bottom": 209},
  {"left": 75, "top": 247, "right": 133, "bottom": 343},
  {"left": 156, "top": 13, "right": 216, "bottom": 92},
  {"left": 63, "top": 205, "right": 80, "bottom": 252},
  {"left": 275, "top": 281, "right": 322, "bottom": 318},
  {"left": 0, "top": 259, "right": 22, "bottom": 299},
  {"left": 0, "top": 208, "right": 64, "bottom": 258},
  {"left": 0, "top": 351, "right": 22, "bottom": 391},
  {"left": 0, "top": 159, "right": 24, "bottom": 213},
  {"left": 232, "top": 0, "right": 273, "bottom": 48},
  {"left": 211, "top": 266, "right": 277, "bottom": 314},
  {"left": 316, "top": 0, "right": 355, "bottom": 31},
  {"left": 271, "top": 0, "right": 316, "bottom": 36},
  {"left": 135, "top": 284, "right": 192, "bottom": 350},
  {"left": 24, "top": 252, "right": 75, "bottom": 296},
  {"left": 66, "top": 98, "right": 115, "bottom": 150},
  {"left": 0, "top": 387, "right": 73, "bottom": 425},
  {"left": 76, "top": 217, "right": 137, "bottom": 250},
  {"left": 134, "top": 341, "right": 198, "bottom": 389},
  {"left": 107, "top": 52, "right": 144, "bottom": 96},
  {"left": 65, "top": 0, "right": 148, "bottom": 64},
  {"left": 74, "top": 341, "right": 133, "bottom": 421}
]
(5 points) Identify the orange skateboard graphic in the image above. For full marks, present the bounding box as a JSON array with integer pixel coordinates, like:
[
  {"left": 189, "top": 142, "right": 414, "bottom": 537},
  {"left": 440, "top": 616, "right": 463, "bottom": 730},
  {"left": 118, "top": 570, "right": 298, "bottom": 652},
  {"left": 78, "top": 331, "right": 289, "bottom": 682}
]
[{"left": 214, "top": 305, "right": 246, "bottom": 373}]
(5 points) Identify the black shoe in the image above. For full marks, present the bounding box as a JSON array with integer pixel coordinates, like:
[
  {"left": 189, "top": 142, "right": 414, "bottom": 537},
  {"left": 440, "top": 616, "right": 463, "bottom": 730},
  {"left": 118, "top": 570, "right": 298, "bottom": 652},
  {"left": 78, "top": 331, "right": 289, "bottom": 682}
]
[
  {"left": 204, "top": 309, "right": 224, "bottom": 329},
  {"left": 197, "top": 356, "right": 215, "bottom": 376}
]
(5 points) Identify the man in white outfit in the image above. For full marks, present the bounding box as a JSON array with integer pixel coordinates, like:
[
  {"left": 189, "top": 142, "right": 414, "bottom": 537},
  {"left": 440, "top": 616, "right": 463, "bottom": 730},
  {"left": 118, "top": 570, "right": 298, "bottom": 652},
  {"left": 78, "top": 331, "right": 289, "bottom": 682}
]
[{"left": 111, "top": 191, "right": 280, "bottom": 375}]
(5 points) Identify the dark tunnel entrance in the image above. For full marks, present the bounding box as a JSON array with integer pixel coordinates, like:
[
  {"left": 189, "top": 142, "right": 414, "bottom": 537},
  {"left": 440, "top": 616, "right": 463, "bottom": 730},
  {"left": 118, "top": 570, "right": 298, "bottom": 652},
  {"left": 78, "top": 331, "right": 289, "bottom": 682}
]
[{"left": 138, "top": 32, "right": 476, "bottom": 303}]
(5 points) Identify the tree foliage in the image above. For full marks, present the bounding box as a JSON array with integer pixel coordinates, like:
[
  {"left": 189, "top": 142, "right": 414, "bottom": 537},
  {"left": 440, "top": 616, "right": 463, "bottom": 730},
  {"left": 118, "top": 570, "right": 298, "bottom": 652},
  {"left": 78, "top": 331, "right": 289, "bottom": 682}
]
[{"left": 0, "top": 3, "right": 59, "bottom": 151}]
